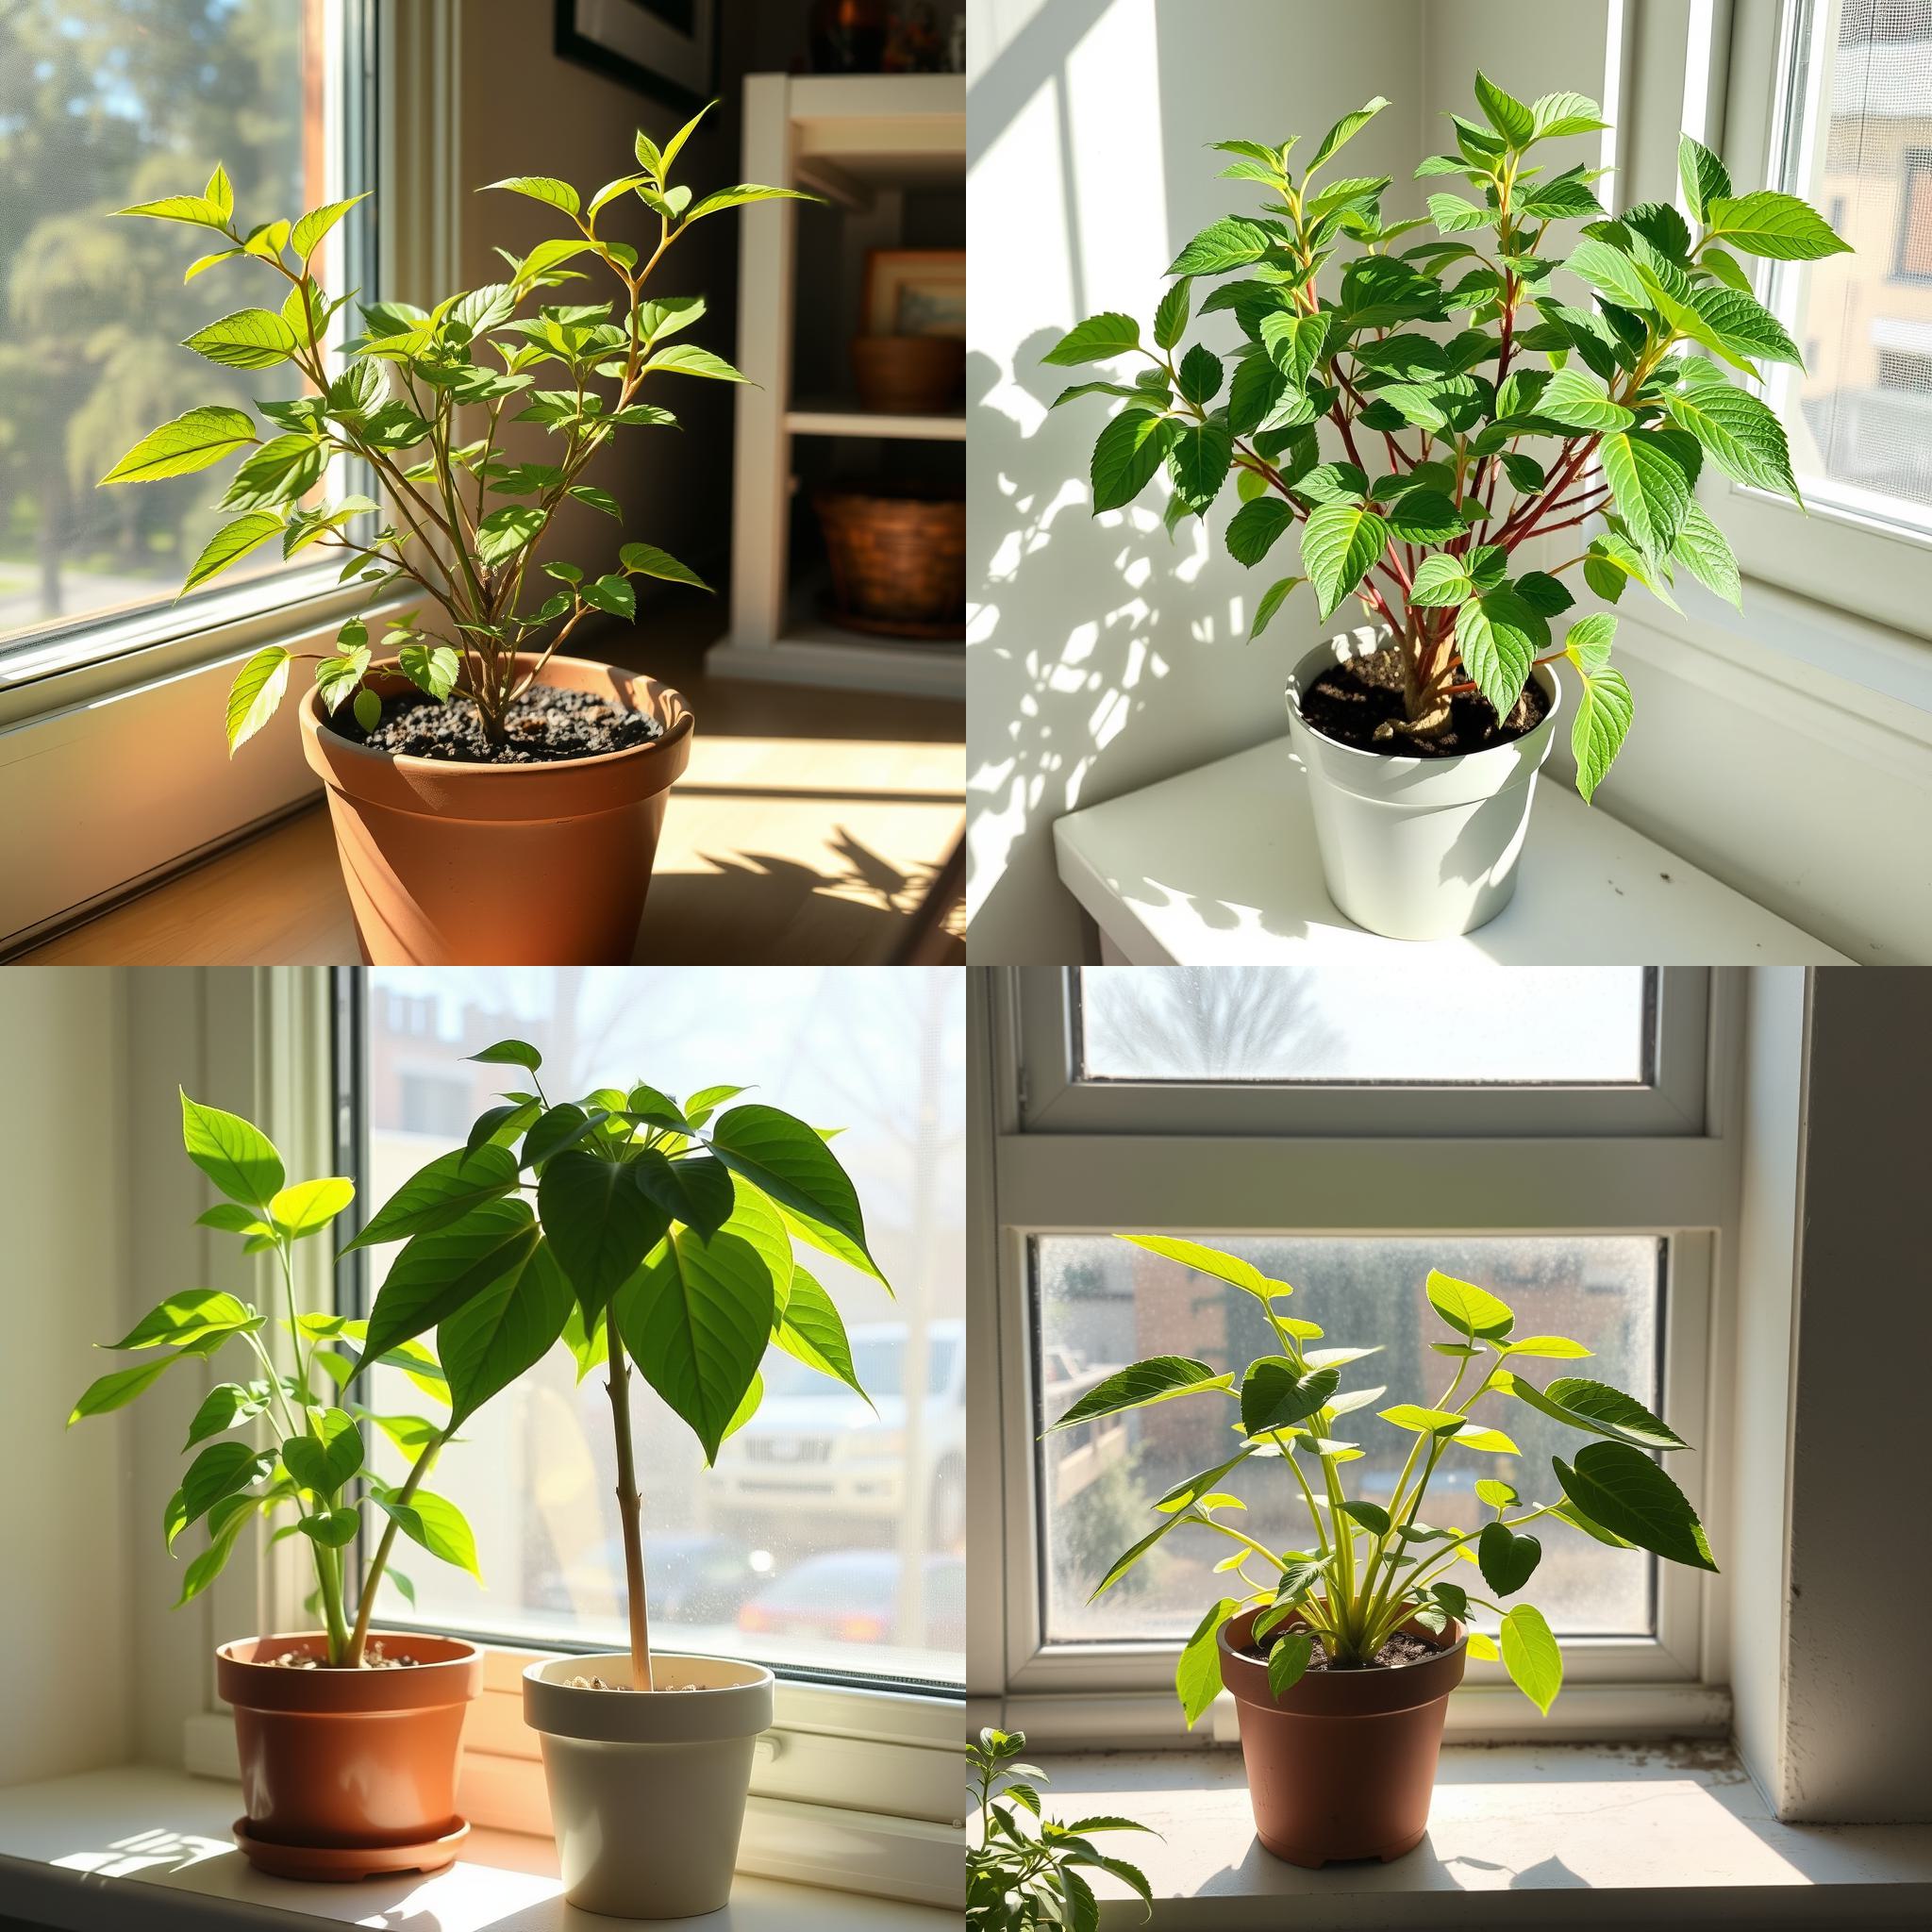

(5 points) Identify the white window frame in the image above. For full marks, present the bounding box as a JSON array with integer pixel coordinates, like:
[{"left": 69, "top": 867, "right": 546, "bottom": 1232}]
[
  {"left": 1699, "top": 0, "right": 1932, "bottom": 641},
  {"left": 968, "top": 968, "right": 1740, "bottom": 1751}
]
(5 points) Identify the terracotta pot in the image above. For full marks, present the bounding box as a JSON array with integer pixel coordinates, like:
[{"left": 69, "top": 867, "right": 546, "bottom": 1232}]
[
  {"left": 1217, "top": 1606, "right": 1467, "bottom": 1868},
  {"left": 297, "top": 653, "right": 693, "bottom": 965},
  {"left": 216, "top": 1631, "right": 483, "bottom": 1880},
  {"left": 524, "top": 1650, "right": 774, "bottom": 1918}
]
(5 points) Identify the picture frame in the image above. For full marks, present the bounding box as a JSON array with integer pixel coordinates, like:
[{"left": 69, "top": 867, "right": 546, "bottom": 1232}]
[
  {"left": 554, "top": 0, "right": 719, "bottom": 113},
  {"left": 861, "top": 248, "right": 967, "bottom": 338}
]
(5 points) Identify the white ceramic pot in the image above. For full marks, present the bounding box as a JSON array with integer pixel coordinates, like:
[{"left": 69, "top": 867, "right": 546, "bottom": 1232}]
[
  {"left": 1284, "top": 632, "right": 1562, "bottom": 941},
  {"left": 523, "top": 1651, "right": 774, "bottom": 1919}
]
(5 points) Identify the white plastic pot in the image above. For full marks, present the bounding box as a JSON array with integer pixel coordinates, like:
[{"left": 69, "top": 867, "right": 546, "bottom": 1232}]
[
  {"left": 1285, "top": 632, "right": 1562, "bottom": 941},
  {"left": 523, "top": 1651, "right": 774, "bottom": 1919}
]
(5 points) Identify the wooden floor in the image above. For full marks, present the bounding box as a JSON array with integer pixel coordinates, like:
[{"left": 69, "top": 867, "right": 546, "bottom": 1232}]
[{"left": 19, "top": 626, "right": 964, "bottom": 966}]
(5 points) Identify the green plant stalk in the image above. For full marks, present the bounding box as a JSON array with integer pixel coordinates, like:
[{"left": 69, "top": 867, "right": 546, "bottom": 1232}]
[
  {"left": 341, "top": 1425, "right": 451, "bottom": 1667},
  {"left": 604, "top": 1323, "right": 654, "bottom": 1691}
]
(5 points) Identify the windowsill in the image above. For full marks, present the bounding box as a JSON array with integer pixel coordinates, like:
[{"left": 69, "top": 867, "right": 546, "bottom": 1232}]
[
  {"left": 0, "top": 1767, "right": 956, "bottom": 1932},
  {"left": 1030, "top": 1744, "right": 1932, "bottom": 1928}
]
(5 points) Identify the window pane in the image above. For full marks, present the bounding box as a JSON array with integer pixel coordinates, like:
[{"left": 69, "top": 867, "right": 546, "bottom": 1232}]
[
  {"left": 358, "top": 968, "right": 965, "bottom": 1689},
  {"left": 0, "top": 2, "right": 351, "bottom": 654},
  {"left": 1077, "top": 967, "right": 1652, "bottom": 1083},
  {"left": 1763, "top": 0, "right": 1932, "bottom": 532},
  {"left": 1034, "top": 1234, "right": 1661, "bottom": 1644}
]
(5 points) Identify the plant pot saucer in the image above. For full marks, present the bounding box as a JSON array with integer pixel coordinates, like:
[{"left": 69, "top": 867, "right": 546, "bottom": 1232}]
[{"left": 231, "top": 1815, "right": 470, "bottom": 1882}]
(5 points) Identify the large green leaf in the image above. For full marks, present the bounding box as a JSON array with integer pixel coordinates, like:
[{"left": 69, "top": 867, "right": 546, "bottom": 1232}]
[
  {"left": 1538, "top": 367, "right": 1634, "bottom": 434},
  {"left": 1677, "top": 135, "right": 1732, "bottom": 221},
  {"left": 1505, "top": 1374, "right": 1690, "bottom": 1450},
  {"left": 1686, "top": 289, "right": 1802, "bottom": 368},
  {"left": 184, "top": 513, "right": 284, "bottom": 594},
  {"left": 1705, "top": 191, "right": 1850, "bottom": 261},
  {"left": 1118, "top": 1236, "right": 1290, "bottom": 1303},
  {"left": 1176, "top": 1598, "right": 1238, "bottom": 1725},
  {"left": 475, "top": 505, "right": 545, "bottom": 567},
  {"left": 1308, "top": 95, "right": 1389, "bottom": 175},
  {"left": 612, "top": 1223, "right": 777, "bottom": 1463},
  {"left": 99, "top": 406, "right": 258, "bottom": 484},
  {"left": 771, "top": 1263, "right": 869, "bottom": 1403},
  {"left": 1240, "top": 1357, "right": 1340, "bottom": 1436},
  {"left": 1267, "top": 1628, "right": 1317, "bottom": 1700},
  {"left": 69, "top": 1356, "right": 176, "bottom": 1424},
  {"left": 1671, "top": 499, "right": 1742, "bottom": 609},
  {"left": 360, "top": 1200, "right": 545, "bottom": 1364},
  {"left": 1090, "top": 409, "right": 1177, "bottom": 512},
  {"left": 183, "top": 308, "right": 300, "bottom": 369},
  {"left": 1565, "top": 237, "right": 1654, "bottom": 312},
  {"left": 708, "top": 1104, "right": 887, "bottom": 1289},
  {"left": 1426, "top": 1269, "right": 1515, "bottom": 1340},
  {"left": 539, "top": 1151, "right": 673, "bottom": 1320},
  {"left": 108, "top": 1289, "right": 255, "bottom": 1352},
  {"left": 1225, "top": 496, "right": 1294, "bottom": 567},
  {"left": 1260, "top": 312, "right": 1329, "bottom": 388},
  {"left": 1168, "top": 416, "right": 1234, "bottom": 512},
  {"left": 484, "top": 174, "right": 581, "bottom": 215},
  {"left": 346, "top": 1144, "right": 520, "bottom": 1251},
  {"left": 181, "top": 1440, "right": 273, "bottom": 1529},
  {"left": 1050, "top": 1356, "right": 1224, "bottom": 1431},
  {"left": 1556, "top": 1441, "right": 1717, "bottom": 1571},
  {"left": 1474, "top": 71, "right": 1535, "bottom": 145},
  {"left": 441, "top": 1234, "right": 574, "bottom": 1426},
  {"left": 1566, "top": 626, "right": 1635, "bottom": 805},
  {"left": 1478, "top": 1521, "right": 1542, "bottom": 1595},
  {"left": 224, "top": 645, "right": 290, "bottom": 754},
  {"left": 270, "top": 1177, "right": 354, "bottom": 1241},
  {"left": 291, "top": 192, "right": 371, "bottom": 265},
  {"left": 281, "top": 1408, "right": 363, "bottom": 1495},
  {"left": 1455, "top": 587, "right": 1546, "bottom": 720},
  {"left": 1599, "top": 428, "right": 1699, "bottom": 557},
  {"left": 630, "top": 1147, "right": 736, "bottom": 1240},
  {"left": 181, "top": 1092, "right": 284, "bottom": 1208},
  {"left": 374, "top": 1486, "right": 481, "bottom": 1578},
  {"left": 1500, "top": 1604, "right": 1562, "bottom": 1713},
  {"left": 1301, "top": 501, "right": 1388, "bottom": 619},
  {"left": 1168, "top": 216, "right": 1273, "bottom": 275},
  {"left": 1665, "top": 378, "right": 1798, "bottom": 499}
]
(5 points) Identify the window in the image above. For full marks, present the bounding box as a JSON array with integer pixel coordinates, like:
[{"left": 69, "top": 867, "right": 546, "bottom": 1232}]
[
  {"left": 1895, "top": 155, "right": 1932, "bottom": 277},
  {"left": 0, "top": 0, "right": 373, "bottom": 687},
  {"left": 345, "top": 967, "right": 966, "bottom": 1692},
  {"left": 975, "top": 968, "right": 1726, "bottom": 1742}
]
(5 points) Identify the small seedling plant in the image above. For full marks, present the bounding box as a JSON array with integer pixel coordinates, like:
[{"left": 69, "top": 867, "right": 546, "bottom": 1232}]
[
  {"left": 349, "top": 1037, "right": 889, "bottom": 1688},
  {"left": 94, "top": 108, "right": 814, "bottom": 751},
  {"left": 1044, "top": 75, "right": 1848, "bottom": 798},
  {"left": 68, "top": 1093, "right": 474, "bottom": 1668},
  {"left": 1050, "top": 1238, "right": 1717, "bottom": 1721},
  {"left": 967, "top": 1728, "right": 1153, "bottom": 1932}
]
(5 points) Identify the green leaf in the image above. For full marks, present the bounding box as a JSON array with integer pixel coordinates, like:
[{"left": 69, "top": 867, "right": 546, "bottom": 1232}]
[
  {"left": 270, "top": 1177, "right": 355, "bottom": 1240},
  {"left": 186, "top": 514, "right": 285, "bottom": 595},
  {"left": 708, "top": 1103, "right": 888, "bottom": 1289},
  {"left": 183, "top": 308, "right": 300, "bottom": 370},
  {"left": 399, "top": 642, "right": 461, "bottom": 702},
  {"left": 1408, "top": 554, "right": 1475, "bottom": 608},
  {"left": 630, "top": 1147, "right": 735, "bottom": 1240},
  {"left": 540, "top": 1151, "right": 673, "bottom": 1320},
  {"left": 1677, "top": 135, "right": 1732, "bottom": 221},
  {"left": 98, "top": 406, "right": 258, "bottom": 485},
  {"left": 181, "top": 1092, "right": 284, "bottom": 1207},
  {"left": 353, "top": 688, "right": 383, "bottom": 733},
  {"left": 612, "top": 1221, "right": 777, "bottom": 1464},
  {"left": 1308, "top": 96, "right": 1390, "bottom": 175},
  {"left": 374, "top": 1486, "right": 482, "bottom": 1579},
  {"left": 1557, "top": 1441, "right": 1717, "bottom": 1571},
  {"left": 1672, "top": 498, "right": 1741, "bottom": 609},
  {"left": 619, "top": 541, "right": 709, "bottom": 591},
  {"left": 1042, "top": 313, "right": 1142, "bottom": 366},
  {"left": 1301, "top": 501, "right": 1389, "bottom": 620},
  {"left": 184, "top": 1380, "right": 272, "bottom": 1449},
  {"left": 1260, "top": 312, "right": 1330, "bottom": 388},
  {"left": 485, "top": 175, "right": 580, "bottom": 216},
  {"left": 683, "top": 182, "right": 819, "bottom": 224},
  {"left": 1090, "top": 409, "right": 1176, "bottom": 512},
  {"left": 1478, "top": 1521, "right": 1542, "bottom": 1595},
  {"left": 1474, "top": 72, "right": 1536, "bottom": 146},
  {"left": 1666, "top": 378, "right": 1799, "bottom": 499},
  {"left": 1240, "top": 1357, "right": 1340, "bottom": 1436},
  {"left": 441, "top": 1234, "right": 573, "bottom": 1426},
  {"left": 225, "top": 646, "right": 291, "bottom": 755},
  {"left": 113, "top": 192, "right": 232, "bottom": 230},
  {"left": 1428, "top": 192, "right": 1497, "bottom": 234},
  {"left": 1168, "top": 416, "right": 1234, "bottom": 512},
  {"left": 1599, "top": 428, "right": 1699, "bottom": 557},
  {"left": 1339, "top": 1499, "right": 1391, "bottom": 1536},
  {"left": 475, "top": 505, "right": 545, "bottom": 566},
  {"left": 1539, "top": 367, "right": 1635, "bottom": 434},
  {"left": 643, "top": 342, "right": 748, "bottom": 382},
  {"left": 1705, "top": 190, "right": 1850, "bottom": 261},
  {"left": 1382, "top": 490, "right": 1467, "bottom": 543},
  {"left": 348, "top": 1145, "right": 520, "bottom": 1251},
  {"left": 471, "top": 1038, "right": 543, "bottom": 1072},
  {"left": 1686, "top": 289, "right": 1802, "bottom": 368},
  {"left": 360, "top": 1200, "right": 545, "bottom": 1365},
  {"left": 1565, "top": 237, "right": 1655, "bottom": 313},
  {"left": 1500, "top": 1604, "right": 1562, "bottom": 1713},
  {"left": 299, "top": 1508, "right": 360, "bottom": 1549},
  {"left": 1249, "top": 575, "right": 1306, "bottom": 640},
  {"left": 291, "top": 193, "right": 371, "bottom": 265},
  {"left": 1455, "top": 588, "right": 1545, "bottom": 720},
  {"left": 1504, "top": 1335, "right": 1594, "bottom": 1360},
  {"left": 1119, "top": 1236, "right": 1289, "bottom": 1303},
  {"left": 181, "top": 1440, "right": 273, "bottom": 1528},
  {"left": 69, "top": 1356, "right": 176, "bottom": 1424},
  {"left": 1049, "top": 1357, "right": 1222, "bottom": 1431},
  {"left": 1176, "top": 1599, "right": 1237, "bottom": 1726},
  {"left": 1226, "top": 497, "right": 1293, "bottom": 567},
  {"left": 1426, "top": 1269, "right": 1515, "bottom": 1340},
  {"left": 1507, "top": 1374, "right": 1690, "bottom": 1451},
  {"left": 1267, "top": 1629, "right": 1316, "bottom": 1700},
  {"left": 282, "top": 1409, "right": 363, "bottom": 1495},
  {"left": 1566, "top": 636, "right": 1634, "bottom": 806},
  {"left": 1177, "top": 344, "right": 1224, "bottom": 408},
  {"left": 772, "top": 1264, "right": 869, "bottom": 1403},
  {"left": 1154, "top": 279, "right": 1192, "bottom": 352},
  {"left": 177, "top": 1500, "right": 256, "bottom": 1605},
  {"left": 582, "top": 574, "right": 636, "bottom": 620},
  {"left": 314, "top": 648, "right": 371, "bottom": 715},
  {"left": 1169, "top": 216, "right": 1274, "bottom": 276}
]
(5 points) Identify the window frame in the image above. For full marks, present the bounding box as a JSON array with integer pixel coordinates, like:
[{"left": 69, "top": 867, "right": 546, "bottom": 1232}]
[
  {"left": 969, "top": 968, "right": 1739, "bottom": 1750},
  {"left": 1014, "top": 966, "right": 1710, "bottom": 1138},
  {"left": 1702, "top": 0, "right": 1932, "bottom": 640},
  {"left": 1890, "top": 147, "right": 1932, "bottom": 283}
]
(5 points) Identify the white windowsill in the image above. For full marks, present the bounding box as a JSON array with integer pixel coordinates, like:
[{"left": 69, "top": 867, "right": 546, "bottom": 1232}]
[
  {"left": 1029, "top": 1744, "right": 1932, "bottom": 1928},
  {"left": 0, "top": 1767, "right": 956, "bottom": 1932}
]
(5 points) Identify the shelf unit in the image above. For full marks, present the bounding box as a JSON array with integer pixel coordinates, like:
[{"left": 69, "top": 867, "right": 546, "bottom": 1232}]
[{"left": 714, "top": 74, "right": 966, "bottom": 700}]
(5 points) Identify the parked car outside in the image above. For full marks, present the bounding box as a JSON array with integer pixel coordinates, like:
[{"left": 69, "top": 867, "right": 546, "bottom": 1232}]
[
  {"left": 736, "top": 1551, "right": 966, "bottom": 1654},
  {"left": 528, "top": 1531, "right": 776, "bottom": 1626}
]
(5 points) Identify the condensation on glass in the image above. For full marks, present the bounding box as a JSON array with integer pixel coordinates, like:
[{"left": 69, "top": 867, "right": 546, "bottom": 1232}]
[
  {"left": 1033, "top": 1234, "right": 1663, "bottom": 1645},
  {"left": 1765, "top": 0, "right": 1932, "bottom": 528},
  {"left": 1076, "top": 967, "right": 1654, "bottom": 1084},
  {"left": 0, "top": 2, "right": 341, "bottom": 653},
  {"left": 358, "top": 968, "right": 966, "bottom": 1689}
]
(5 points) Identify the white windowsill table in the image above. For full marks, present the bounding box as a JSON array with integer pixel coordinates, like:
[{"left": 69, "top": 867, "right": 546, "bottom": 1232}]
[
  {"left": 1052, "top": 738, "right": 1852, "bottom": 964},
  {"left": 1037, "top": 1743, "right": 1932, "bottom": 1928},
  {"left": 0, "top": 1768, "right": 956, "bottom": 1932}
]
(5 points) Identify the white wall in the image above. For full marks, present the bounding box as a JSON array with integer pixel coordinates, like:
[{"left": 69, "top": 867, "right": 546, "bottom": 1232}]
[
  {"left": 0, "top": 969, "right": 134, "bottom": 1784},
  {"left": 966, "top": 0, "right": 1932, "bottom": 962}
]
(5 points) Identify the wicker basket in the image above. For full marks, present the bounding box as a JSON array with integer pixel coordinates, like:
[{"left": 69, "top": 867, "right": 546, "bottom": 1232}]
[{"left": 814, "top": 484, "right": 965, "bottom": 638}]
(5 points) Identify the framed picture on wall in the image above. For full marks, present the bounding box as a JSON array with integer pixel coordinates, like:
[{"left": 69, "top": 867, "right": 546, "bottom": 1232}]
[
  {"left": 862, "top": 249, "right": 967, "bottom": 339},
  {"left": 555, "top": 0, "right": 719, "bottom": 112}
]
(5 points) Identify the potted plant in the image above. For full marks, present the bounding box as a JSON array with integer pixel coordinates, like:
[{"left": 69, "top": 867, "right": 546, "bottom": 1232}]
[
  {"left": 67, "top": 1093, "right": 488, "bottom": 1880},
  {"left": 968, "top": 1727, "right": 1154, "bottom": 1929},
  {"left": 348, "top": 1036, "right": 891, "bottom": 1919},
  {"left": 1045, "top": 76, "right": 1848, "bottom": 939},
  {"left": 95, "top": 108, "right": 813, "bottom": 965},
  {"left": 1049, "top": 1237, "right": 1716, "bottom": 1869}
]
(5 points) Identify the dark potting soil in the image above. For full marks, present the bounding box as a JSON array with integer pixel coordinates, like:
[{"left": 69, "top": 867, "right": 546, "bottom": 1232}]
[
  {"left": 329, "top": 685, "right": 663, "bottom": 765},
  {"left": 1300, "top": 650, "right": 1548, "bottom": 759},
  {"left": 1236, "top": 1629, "right": 1444, "bottom": 1672}
]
